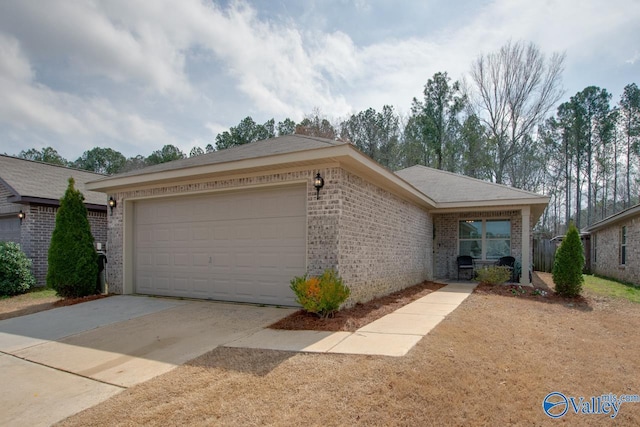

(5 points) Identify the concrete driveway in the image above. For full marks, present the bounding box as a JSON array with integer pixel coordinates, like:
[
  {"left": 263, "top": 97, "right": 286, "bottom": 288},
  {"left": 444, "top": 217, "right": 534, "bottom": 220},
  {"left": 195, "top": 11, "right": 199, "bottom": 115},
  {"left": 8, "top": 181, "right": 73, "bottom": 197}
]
[{"left": 0, "top": 295, "right": 294, "bottom": 427}]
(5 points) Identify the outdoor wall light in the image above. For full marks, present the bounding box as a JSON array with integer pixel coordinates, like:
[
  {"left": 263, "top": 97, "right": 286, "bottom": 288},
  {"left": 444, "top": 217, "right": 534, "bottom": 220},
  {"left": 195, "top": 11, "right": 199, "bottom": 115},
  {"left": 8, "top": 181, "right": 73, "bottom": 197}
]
[
  {"left": 17, "top": 210, "right": 25, "bottom": 222},
  {"left": 314, "top": 172, "right": 325, "bottom": 200},
  {"left": 108, "top": 197, "right": 117, "bottom": 215}
]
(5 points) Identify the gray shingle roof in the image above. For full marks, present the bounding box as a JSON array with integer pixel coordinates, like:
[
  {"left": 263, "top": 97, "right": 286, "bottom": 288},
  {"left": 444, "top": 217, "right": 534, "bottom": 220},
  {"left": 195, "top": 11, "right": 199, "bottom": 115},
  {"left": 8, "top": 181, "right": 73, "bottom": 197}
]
[
  {"left": 107, "top": 135, "right": 347, "bottom": 180},
  {"left": 395, "top": 165, "right": 546, "bottom": 204},
  {"left": 0, "top": 155, "right": 107, "bottom": 206},
  {"left": 586, "top": 202, "right": 640, "bottom": 232}
]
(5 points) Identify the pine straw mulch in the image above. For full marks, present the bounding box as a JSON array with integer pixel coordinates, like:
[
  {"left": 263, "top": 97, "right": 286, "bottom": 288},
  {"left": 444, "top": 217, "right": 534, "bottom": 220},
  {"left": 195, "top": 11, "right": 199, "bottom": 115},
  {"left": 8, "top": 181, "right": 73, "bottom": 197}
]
[
  {"left": 269, "top": 281, "right": 445, "bottom": 332},
  {"left": 53, "top": 293, "right": 111, "bottom": 307},
  {"left": 271, "top": 273, "right": 592, "bottom": 333},
  {"left": 474, "top": 274, "right": 591, "bottom": 309},
  {"left": 0, "top": 292, "right": 111, "bottom": 321}
]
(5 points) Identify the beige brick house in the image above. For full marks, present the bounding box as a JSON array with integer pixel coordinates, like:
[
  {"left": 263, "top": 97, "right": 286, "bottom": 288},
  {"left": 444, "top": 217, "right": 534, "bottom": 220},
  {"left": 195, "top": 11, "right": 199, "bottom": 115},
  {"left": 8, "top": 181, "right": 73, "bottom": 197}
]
[
  {"left": 0, "top": 155, "right": 108, "bottom": 285},
  {"left": 586, "top": 204, "right": 639, "bottom": 286},
  {"left": 87, "top": 135, "right": 549, "bottom": 306}
]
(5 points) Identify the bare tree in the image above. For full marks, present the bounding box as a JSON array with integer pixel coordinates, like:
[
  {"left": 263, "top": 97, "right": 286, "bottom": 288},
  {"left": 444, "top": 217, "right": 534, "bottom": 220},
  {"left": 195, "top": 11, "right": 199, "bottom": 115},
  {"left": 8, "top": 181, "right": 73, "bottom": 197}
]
[{"left": 470, "top": 41, "right": 565, "bottom": 185}]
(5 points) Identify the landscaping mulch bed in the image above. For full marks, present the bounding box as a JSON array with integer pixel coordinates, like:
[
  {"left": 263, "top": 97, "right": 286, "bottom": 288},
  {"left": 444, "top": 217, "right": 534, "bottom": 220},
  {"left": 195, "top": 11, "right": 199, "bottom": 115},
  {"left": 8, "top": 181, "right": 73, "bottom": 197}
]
[
  {"left": 53, "top": 293, "right": 111, "bottom": 307},
  {"left": 269, "top": 280, "right": 445, "bottom": 332},
  {"left": 473, "top": 279, "right": 591, "bottom": 309},
  {"left": 0, "top": 292, "right": 110, "bottom": 321}
]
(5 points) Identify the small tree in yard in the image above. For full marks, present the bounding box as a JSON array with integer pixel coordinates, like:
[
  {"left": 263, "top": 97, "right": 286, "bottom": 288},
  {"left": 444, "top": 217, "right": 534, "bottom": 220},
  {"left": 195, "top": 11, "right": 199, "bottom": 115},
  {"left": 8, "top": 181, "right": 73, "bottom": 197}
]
[
  {"left": 47, "top": 178, "right": 98, "bottom": 298},
  {"left": 552, "top": 222, "right": 584, "bottom": 297}
]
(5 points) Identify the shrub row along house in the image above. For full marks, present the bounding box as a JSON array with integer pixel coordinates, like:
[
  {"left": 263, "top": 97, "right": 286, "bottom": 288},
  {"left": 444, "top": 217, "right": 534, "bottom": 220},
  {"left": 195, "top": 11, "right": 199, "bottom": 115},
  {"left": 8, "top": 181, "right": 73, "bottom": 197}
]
[
  {"left": 86, "top": 135, "right": 549, "bottom": 306},
  {"left": 0, "top": 155, "right": 108, "bottom": 285}
]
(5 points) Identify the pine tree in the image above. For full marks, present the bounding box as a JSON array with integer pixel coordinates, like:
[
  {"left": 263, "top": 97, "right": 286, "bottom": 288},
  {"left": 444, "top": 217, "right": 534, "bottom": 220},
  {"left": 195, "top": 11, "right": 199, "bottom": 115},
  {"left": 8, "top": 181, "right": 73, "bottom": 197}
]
[
  {"left": 552, "top": 222, "right": 584, "bottom": 297},
  {"left": 47, "top": 178, "right": 98, "bottom": 297}
]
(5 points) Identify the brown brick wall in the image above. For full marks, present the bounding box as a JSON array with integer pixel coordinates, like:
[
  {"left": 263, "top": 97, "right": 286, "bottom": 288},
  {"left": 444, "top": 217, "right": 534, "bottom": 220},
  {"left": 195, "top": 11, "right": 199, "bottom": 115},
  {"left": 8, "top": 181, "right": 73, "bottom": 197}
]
[
  {"left": 591, "top": 216, "right": 639, "bottom": 285},
  {"left": 433, "top": 210, "right": 527, "bottom": 279},
  {"left": 105, "top": 166, "right": 431, "bottom": 305}
]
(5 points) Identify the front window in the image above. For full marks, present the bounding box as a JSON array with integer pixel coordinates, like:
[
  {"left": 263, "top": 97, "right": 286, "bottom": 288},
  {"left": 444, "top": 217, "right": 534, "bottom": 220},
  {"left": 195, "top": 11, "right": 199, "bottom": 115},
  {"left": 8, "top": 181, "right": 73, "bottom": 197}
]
[
  {"left": 592, "top": 234, "right": 597, "bottom": 264},
  {"left": 459, "top": 219, "right": 511, "bottom": 259},
  {"left": 620, "top": 226, "right": 627, "bottom": 265}
]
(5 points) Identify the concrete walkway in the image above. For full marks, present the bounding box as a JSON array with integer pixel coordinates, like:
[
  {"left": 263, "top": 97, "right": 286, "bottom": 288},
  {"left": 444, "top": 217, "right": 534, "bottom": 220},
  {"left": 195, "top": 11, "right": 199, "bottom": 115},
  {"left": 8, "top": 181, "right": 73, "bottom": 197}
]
[
  {"left": 0, "top": 296, "right": 294, "bottom": 427},
  {"left": 226, "top": 282, "right": 476, "bottom": 357}
]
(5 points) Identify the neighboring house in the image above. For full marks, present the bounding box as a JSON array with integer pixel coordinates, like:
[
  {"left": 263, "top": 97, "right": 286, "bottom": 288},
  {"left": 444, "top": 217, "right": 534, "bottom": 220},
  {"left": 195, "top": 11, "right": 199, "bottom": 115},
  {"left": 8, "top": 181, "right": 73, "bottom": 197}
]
[
  {"left": 586, "top": 203, "right": 639, "bottom": 286},
  {"left": 0, "top": 155, "right": 108, "bottom": 285},
  {"left": 87, "top": 135, "right": 549, "bottom": 306}
]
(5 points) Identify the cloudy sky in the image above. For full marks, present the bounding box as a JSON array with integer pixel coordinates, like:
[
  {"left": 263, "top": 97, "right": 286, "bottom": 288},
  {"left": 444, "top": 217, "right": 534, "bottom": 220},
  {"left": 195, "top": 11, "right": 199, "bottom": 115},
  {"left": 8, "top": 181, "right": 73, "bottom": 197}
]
[{"left": 0, "top": 0, "right": 638, "bottom": 160}]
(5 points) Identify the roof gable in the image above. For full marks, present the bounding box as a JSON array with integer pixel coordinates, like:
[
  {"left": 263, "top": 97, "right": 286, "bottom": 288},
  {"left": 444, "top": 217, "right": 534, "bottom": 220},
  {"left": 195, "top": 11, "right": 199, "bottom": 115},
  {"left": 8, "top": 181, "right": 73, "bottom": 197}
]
[
  {"left": 86, "top": 135, "right": 549, "bottom": 220},
  {"left": 109, "top": 135, "right": 348, "bottom": 180},
  {"left": 0, "top": 155, "right": 107, "bottom": 207}
]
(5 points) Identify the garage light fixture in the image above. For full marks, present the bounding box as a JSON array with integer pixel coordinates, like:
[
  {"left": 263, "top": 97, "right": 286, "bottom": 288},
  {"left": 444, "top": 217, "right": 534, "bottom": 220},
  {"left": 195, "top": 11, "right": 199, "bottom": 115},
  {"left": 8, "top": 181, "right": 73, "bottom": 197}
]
[
  {"left": 18, "top": 210, "right": 25, "bottom": 222},
  {"left": 108, "top": 197, "right": 117, "bottom": 215},
  {"left": 314, "top": 172, "right": 324, "bottom": 200}
]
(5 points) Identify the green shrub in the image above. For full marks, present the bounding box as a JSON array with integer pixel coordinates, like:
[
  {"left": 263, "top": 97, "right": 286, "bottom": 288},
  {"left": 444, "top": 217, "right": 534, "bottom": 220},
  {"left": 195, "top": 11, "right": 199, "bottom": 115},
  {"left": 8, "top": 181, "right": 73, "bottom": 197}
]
[
  {"left": 290, "top": 269, "right": 350, "bottom": 318},
  {"left": 47, "top": 178, "right": 98, "bottom": 298},
  {"left": 552, "top": 222, "right": 584, "bottom": 297},
  {"left": 0, "top": 242, "right": 36, "bottom": 296},
  {"left": 476, "top": 266, "right": 511, "bottom": 285}
]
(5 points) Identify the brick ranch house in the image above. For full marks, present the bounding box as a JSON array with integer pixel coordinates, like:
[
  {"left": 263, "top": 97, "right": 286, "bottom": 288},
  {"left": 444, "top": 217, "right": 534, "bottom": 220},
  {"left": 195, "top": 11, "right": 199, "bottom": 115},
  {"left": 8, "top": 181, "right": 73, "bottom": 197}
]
[
  {"left": 586, "top": 203, "right": 639, "bottom": 286},
  {"left": 87, "top": 135, "right": 549, "bottom": 306},
  {"left": 0, "top": 155, "right": 108, "bottom": 285}
]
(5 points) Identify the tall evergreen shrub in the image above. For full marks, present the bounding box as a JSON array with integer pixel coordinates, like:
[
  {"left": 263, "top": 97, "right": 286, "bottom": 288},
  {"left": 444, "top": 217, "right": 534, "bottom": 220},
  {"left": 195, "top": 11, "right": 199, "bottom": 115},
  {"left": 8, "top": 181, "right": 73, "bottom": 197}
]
[
  {"left": 552, "top": 222, "right": 584, "bottom": 297},
  {"left": 47, "top": 178, "right": 98, "bottom": 297}
]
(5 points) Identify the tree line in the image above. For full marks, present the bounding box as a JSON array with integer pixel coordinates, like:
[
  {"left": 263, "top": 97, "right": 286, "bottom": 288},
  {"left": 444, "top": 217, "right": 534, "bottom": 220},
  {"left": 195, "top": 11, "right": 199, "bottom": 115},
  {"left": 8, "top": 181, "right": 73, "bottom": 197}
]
[{"left": 6, "top": 41, "right": 639, "bottom": 236}]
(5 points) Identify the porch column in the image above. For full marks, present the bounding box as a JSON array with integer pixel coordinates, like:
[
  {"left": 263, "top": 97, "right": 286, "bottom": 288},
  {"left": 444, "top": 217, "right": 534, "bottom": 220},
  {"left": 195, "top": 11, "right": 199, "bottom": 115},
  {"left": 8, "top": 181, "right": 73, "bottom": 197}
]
[{"left": 520, "top": 206, "right": 531, "bottom": 285}]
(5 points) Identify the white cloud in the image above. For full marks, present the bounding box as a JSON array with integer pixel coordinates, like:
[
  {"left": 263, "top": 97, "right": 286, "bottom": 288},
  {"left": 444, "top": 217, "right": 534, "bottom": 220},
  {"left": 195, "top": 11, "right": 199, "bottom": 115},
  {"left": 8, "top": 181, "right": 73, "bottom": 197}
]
[
  {"left": 0, "top": 31, "right": 177, "bottom": 158},
  {"left": 626, "top": 51, "right": 640, "bottom": 65},
  {"left": 0, "top": 0, "right": 639, "bottom": 160},
  {"left": 0, "top": 34, "right": 33, "bottom": 82}
]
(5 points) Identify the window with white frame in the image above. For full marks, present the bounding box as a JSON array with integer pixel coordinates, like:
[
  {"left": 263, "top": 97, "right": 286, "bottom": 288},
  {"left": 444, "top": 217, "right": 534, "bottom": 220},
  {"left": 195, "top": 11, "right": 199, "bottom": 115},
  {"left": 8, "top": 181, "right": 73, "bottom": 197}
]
[
  {"left": 459, "top": 219, "right": 511, "bottom": 259},
  {"left": 592, "top": 234, "right": 597, "bottom": 264},
  {"left": 620, "top": 226, "right": 627, "bottom": 265}
]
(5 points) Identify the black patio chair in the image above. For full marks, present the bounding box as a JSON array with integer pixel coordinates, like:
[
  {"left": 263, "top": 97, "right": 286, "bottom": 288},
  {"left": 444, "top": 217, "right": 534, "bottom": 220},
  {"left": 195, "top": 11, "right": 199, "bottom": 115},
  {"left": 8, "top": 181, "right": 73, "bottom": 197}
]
[
  {"left": 497, "top": 256, "right": 516, "bottom": 282},
  {"left": 457, "top": 255, "right": 474, "bottom": 280}
]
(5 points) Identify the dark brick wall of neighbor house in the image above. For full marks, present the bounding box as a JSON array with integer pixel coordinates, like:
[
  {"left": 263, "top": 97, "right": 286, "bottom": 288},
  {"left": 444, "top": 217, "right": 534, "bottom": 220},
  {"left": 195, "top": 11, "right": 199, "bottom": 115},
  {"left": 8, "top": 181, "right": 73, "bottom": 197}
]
[
  {"left": 0, "top": 182, "right": 22, "bottom": 244},
  {"left": 591, "top": 216, "right": 639, "bottom": 286},
  {"left": 19, "top": 204, "right": 107, "bottom": 286}
]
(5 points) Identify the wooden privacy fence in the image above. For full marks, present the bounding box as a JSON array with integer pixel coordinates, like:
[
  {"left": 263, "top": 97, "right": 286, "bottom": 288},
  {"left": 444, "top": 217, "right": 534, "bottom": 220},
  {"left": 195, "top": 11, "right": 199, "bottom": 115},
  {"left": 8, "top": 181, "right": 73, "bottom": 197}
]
[{"left": 533, "top": 238, "right": 556, "bottom": 273}]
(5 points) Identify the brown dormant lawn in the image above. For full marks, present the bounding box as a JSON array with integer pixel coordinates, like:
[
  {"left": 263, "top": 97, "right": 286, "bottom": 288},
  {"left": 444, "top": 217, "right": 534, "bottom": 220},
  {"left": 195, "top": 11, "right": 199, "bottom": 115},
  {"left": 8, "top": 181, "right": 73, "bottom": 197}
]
[{"left": 58, "top": 273, "right": 640, "bottom": 426}]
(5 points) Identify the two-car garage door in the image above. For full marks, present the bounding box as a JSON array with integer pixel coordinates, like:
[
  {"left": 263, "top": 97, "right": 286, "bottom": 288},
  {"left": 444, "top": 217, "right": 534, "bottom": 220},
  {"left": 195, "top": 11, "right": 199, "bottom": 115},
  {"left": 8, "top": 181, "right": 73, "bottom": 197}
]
[{"left": 134, "top": 185, "right": 306, "bottom": 306}]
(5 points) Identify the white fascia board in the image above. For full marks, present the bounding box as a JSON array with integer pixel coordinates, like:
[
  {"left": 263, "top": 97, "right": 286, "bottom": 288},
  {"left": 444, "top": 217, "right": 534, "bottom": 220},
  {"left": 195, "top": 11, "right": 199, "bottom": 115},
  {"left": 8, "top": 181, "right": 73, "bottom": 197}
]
[{"left": 434, "top": 197, "right": 550, "bottom": 211}]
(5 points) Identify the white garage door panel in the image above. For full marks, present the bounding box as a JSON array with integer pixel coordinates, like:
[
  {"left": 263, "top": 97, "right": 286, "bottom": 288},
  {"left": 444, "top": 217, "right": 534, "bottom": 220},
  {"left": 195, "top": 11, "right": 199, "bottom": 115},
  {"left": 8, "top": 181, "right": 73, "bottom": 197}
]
[
  {"left": 0, "top": 217, "right": 21, "bottom": 243},
  {"left": 134, "top": 185, "right": 306, "bottom": 305}
]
